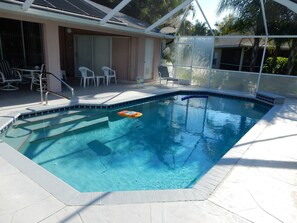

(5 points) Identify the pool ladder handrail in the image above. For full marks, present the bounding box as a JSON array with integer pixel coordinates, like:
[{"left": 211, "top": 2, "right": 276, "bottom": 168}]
[{"left": 38, "top": 72, "right": 75, "bottom": 105}]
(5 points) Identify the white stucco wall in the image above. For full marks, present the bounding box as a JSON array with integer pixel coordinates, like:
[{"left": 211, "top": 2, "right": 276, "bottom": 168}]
[{"left": 43, "top": 21, "right": 61, "bottom": 92}]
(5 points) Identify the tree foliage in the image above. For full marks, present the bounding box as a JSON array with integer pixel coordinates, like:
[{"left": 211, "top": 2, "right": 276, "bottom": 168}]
[
  {"left": 263, "top": 57, "right": 297, "bottom": 75},
  {"left": 265, "top": 1, "right": 297, "bottom": 75},
  {"left": 93, "top": 0, "right": 297, "bottom": 74},
  {"left": 215, "top": 14, "right": 239, "bottom": 35},
  {"left": 179, "top": 20, "right": 212, "bottom": 36},
  {"left": 217, "top": 0, "right": 297, "bottom": 74},
  {"left": 217, "top": 0, "right": 265, "bottom": 71},
  {"left": 217, "top": 0, "right": 265, "bottom": 35},
  {"left": 91, "top": 0, "right": 185, "bottom": 24}
]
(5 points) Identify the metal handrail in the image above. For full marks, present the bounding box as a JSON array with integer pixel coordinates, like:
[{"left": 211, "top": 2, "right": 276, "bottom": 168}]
[{"left": 38, "top": 72, "right": 75, "bottom": 105}]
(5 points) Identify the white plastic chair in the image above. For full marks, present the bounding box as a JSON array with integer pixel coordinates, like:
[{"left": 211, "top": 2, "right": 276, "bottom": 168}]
[
  {"left": 79, "top": 66, "right": 96, "bottom": 88},
  {"left": 102, "top": 66, "right": 117, "bottom": 86},
  {"left": 31, "top": 64, "right": 46, "bottom": 90}
]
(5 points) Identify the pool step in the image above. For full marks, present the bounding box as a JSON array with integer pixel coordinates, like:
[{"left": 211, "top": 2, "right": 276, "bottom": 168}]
[
  {"left": 29, "top": 116, "right": 109, "bottom": 143},
  {"left": 16, "top": 109, "right": 105, "bottom": 127},
  {"left": 16, "top": 109, "right": 84, "bottom": 126},
  {"left": 1, "top": 111, "right": 109, "bottom": 150},
  {"left": 15, "top": 111, "right": 108, "bottom": 132},
  {"left": 0, "top": 127, "right": 32, "bottom": 150}
]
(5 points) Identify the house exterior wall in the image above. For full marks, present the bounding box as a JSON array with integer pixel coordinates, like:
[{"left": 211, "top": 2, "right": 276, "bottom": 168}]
[
  {"left": 129, "top": 37, "right": 161, "bottom": 82},
  {"left": 43, "top": 21, "right": 61, "bottom": 92},
  {"left": 59, "top": 27, "right": 161, "bottom": 82},
  {"left": 53, "top": 20, "right": 162, "bottom": 83},
  {"left": 0, "top": 11, "right": 162, "bottom": 90},
  {"left": 153, "top": 38, "right": 161, "bottom": 81},
  {"left": 137, "top": 37, "right": 145, "bottom": 79},
  {"left": 112, "top": 37, "right": 130, "bottom": 81},
  {"left": 129, "top": 37, "right": 138, "bottom": 81}
]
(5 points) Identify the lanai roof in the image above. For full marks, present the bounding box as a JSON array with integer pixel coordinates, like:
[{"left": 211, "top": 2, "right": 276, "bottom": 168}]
[
  {"left": 0, "top": 0, "right": 165, "bottom": 38},
  {"left": 0, "top": 0, "right": 296, "bottom": 38}
]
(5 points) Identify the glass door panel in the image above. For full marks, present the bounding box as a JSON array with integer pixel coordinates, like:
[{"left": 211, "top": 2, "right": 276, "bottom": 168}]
[
  {"left": 93, "top": 36, "right": 111, "bottom": 75},
  {"left": 74, "top": 35, "right": 92, "bottom": 77}
]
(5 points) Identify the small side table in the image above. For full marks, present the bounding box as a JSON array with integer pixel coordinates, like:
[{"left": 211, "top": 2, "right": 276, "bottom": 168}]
[
  {"left": 136, "top": 76, "right": 144, "bottom": 88},
  {"left": 95, "top": 75, "right": 105, "bottom": 86}
]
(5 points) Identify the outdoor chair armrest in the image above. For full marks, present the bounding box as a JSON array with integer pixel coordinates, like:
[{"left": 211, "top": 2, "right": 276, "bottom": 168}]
[
  {"left": 12, "top": 69, "right": 22, "bottom": 81},
  {"left": 109, "top": 68, "right": 116, "bottom": 75}
]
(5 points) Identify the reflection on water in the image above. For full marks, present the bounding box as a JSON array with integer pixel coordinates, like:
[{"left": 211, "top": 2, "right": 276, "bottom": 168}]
[{"left": 18, "top": 95, "right": 270, "bottom": 192}]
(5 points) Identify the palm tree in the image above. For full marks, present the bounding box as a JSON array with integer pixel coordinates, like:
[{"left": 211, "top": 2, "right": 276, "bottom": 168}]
[
  {"left": 179, "top": 20, "right": 194, "bottom": 36},
  {"left": 217, "top": 0, "right": 265, "bottom": 72},
  {"left": 287, "top": 39, "right": 297, "bottom": 75},
  {"left": 215, "top": 14, "right": 238, "bottom": 35},
  {"left": 192, "top": 20, "right": 212, "bottom": 36}
]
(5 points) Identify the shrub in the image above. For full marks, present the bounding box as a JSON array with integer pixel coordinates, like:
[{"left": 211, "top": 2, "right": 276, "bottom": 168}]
[{"left": 263, "top": 57, "right": 297, "bottom": 75}]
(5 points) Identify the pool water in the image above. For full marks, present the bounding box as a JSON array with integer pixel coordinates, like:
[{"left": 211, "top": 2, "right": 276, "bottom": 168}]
[{"left": 9, "top": 95, "right": 270, "bottom": 192}]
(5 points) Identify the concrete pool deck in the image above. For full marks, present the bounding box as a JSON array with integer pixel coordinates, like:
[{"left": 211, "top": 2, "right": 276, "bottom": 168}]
[{"left": 0, "top": 83, "right": 296, "bottom": 222}]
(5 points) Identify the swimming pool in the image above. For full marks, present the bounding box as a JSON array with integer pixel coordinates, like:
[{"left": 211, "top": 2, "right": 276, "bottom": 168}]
[{"left": 1, "top": 94, "right": 271, "bottom": 192}]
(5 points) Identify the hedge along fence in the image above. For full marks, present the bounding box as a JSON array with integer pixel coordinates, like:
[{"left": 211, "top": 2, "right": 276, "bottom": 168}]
[{"left": 263, "top": 57, "right": 297, "bottom": 75}]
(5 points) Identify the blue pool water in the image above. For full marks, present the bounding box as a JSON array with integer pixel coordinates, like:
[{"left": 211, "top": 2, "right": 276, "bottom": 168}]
[{"left": 13, "top": 95, "right": 270, "bottom": 192}]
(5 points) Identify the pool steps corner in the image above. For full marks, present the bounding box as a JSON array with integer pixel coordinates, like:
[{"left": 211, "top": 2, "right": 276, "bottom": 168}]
[
  {"left": 29, "top": 115, "right": 109, "bottom": 143},
  {"left": 1, "top": 110, "right": 109, "bottom": 149}
]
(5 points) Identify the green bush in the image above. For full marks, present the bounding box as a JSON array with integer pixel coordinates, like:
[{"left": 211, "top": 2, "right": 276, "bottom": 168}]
[{"left": 263, "top": 57, "right": 297, "bottom": 75}]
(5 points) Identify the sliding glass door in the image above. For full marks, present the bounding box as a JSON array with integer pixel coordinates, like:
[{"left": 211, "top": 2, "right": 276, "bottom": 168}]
[
  {"left": 74, "top": 35, "right": 111, "bottom": 76},
  {"left": 0, "top": 18, "right": 43, "bottom": 68}
]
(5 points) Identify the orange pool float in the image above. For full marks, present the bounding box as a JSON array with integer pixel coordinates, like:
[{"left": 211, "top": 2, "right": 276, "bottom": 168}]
[{"left": 117, "top": 110, "right": 143, "bottom": 118}]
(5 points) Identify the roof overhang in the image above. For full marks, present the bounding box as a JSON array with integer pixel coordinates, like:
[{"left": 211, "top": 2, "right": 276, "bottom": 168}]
[{"left": 0, "top": 1, "right": 174, "bottom": 39}]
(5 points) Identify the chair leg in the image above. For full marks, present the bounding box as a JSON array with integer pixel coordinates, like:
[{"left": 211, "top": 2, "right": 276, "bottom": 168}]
[
  {"left": 96, "top": 77, "right": 99, "bottom": 87},
  {"left": 30, "top": 79, "right": 34, "bottom": 91},
  {"left": 0, "top": 83, "right": 19, "bottom": 91},
  {"left": 115, "top": 77, "right": 117, "bottom": 85}
]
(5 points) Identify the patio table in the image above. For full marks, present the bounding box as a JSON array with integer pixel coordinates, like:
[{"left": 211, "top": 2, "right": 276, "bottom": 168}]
[{"left": 14, "top": 67, "right": 40, "bottom": 90}]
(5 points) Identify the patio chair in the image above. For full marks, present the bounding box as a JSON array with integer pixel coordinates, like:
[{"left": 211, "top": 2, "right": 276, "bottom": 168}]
[
  {"left": 102, "top": 66, "right": 117, "bottom": 86},
  {"left": 0, "top": 60, "right": 22, "bottom": 90},
  {"left": 79, "top": 66, "right": 96, "bottom": 88},
  {"left": 31, "top": 64, "right": 46, "bottom": 91},
  {"left": 158, "top": 65, "right": 179, "bottom": 86}
]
